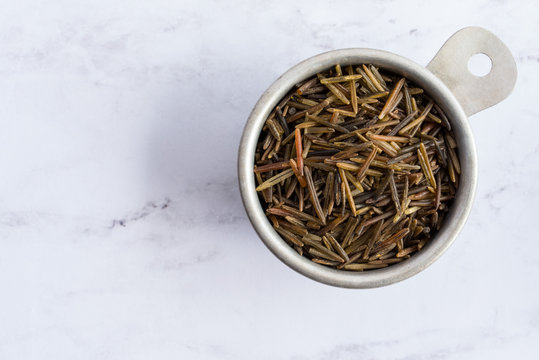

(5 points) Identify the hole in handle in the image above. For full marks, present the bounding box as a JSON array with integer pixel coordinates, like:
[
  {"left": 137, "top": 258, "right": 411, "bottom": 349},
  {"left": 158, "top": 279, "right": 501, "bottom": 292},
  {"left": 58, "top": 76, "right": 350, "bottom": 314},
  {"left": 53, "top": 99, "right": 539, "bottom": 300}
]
[{"left": 468, "top": 53, "right": 492, "bottom": 77}]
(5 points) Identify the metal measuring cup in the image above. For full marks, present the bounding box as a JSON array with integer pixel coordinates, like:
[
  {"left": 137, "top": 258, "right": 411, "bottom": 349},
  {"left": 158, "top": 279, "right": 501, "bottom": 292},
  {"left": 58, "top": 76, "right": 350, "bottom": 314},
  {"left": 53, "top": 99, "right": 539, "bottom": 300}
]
[{"left": 238, "top": 27, "right": 517, "bottom": 288}]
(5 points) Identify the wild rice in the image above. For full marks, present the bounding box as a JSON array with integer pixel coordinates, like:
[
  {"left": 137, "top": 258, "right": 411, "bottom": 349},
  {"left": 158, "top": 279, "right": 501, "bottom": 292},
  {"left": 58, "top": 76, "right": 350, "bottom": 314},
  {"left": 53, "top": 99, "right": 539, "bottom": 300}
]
[{"left": 254, "top": 63, "right": 460, "bottom": 271}]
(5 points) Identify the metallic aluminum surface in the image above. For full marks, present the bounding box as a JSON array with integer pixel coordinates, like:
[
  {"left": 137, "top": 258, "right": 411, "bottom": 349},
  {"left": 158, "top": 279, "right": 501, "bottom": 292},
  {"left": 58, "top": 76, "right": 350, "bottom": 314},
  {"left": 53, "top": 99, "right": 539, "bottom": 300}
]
[{"left": 238, "top": 27, "right": 517, "bottom": 288}]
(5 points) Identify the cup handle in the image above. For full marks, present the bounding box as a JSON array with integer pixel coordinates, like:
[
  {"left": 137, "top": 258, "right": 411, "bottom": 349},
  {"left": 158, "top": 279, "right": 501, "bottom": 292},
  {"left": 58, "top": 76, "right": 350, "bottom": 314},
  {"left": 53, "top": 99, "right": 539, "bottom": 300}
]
[{"left": 426, "top": 26, "right": 517, "bottom": 116}]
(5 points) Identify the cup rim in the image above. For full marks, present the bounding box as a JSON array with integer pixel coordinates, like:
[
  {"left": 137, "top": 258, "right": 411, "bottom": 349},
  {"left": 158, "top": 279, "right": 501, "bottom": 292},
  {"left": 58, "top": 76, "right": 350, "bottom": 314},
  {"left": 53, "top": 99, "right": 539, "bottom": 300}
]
[{"left": 238, "top": 48, "right": 477, "bottom": 288}]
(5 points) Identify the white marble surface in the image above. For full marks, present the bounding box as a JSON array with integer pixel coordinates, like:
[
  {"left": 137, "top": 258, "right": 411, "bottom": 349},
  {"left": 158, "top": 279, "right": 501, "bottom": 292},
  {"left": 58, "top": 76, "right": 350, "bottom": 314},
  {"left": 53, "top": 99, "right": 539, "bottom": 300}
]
[{"left": 1, "top": 1, "right": 538, "bottom": 359}]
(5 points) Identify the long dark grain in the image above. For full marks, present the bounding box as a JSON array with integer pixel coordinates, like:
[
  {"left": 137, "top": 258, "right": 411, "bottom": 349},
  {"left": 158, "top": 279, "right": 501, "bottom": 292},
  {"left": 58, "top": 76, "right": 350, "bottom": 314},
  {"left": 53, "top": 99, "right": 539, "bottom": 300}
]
[{"left": 304, "top": 166, "right": 326, "bottom": 225}]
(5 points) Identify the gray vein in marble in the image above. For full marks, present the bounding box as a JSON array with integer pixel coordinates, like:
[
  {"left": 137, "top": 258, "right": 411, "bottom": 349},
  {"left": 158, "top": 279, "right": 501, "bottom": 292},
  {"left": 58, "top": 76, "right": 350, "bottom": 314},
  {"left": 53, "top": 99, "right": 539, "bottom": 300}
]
[
  {"left": 159, "top": 250, "right": 219, "bottom": 271},
  {"left": 291, "top": 326, "right": 536, "bottom": 360},
  {"left": 108, "top": 198, "right": 171, "bottom": 229},
  {"left": 516, "top": 54, "right": 539, "bottom": 63}
]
